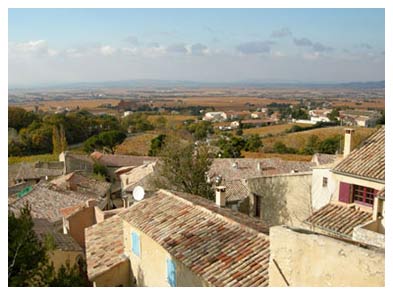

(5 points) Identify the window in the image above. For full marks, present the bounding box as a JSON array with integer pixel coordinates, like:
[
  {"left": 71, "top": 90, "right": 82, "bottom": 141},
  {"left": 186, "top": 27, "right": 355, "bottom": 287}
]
[
  {"left": 353, "top": 185, "right": 378, "bottom": 206},
  {"left": 322, "top": 177, "right": 328, "bottom": 187},
  {"left": 166, "top": 258, "right": 176, "bottom": 287},
  {"left": 254, "top": 195, "right": 261, "bottom": 217},
  {"left": 131, "top": 232, "right": 140, "bottom": 256}
]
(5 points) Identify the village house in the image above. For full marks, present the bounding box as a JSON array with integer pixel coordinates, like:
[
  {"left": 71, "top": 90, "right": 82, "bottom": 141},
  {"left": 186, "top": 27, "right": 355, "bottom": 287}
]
[
  {"left": 85, "top": 189, "right": 270, "bottom": 287},
  {"left": 33, "top": 218, "right": 84, "bottom": 271},
  {"left": 339, "top": 109, "right": 381, "bottom": 127},
  {"left": 202, "top": 111, "right": 227, "bottom": 122},
  {"left": 305, "top": 126, "right": 385, "bottom": 248},
  {"left": 208, "top": 158, "right": 316, "bottom": 226},
  {"left": 308, "top": 108, "right": 332, "bottom": 123},
  {"left": 119, "top": 162, "right": 156, "bottom": 199},
  {"left": 13, "top": 161, "right": 64, "bottom": 186},
  {"left": 59, "top": 151, "right": 95, "bottom": 174}
]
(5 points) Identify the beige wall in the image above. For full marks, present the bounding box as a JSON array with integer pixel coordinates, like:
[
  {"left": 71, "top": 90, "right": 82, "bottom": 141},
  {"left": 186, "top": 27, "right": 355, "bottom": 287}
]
[
  {"left": 49, "top": 249, "right": 83, "bottom": 271},
  {"left": 268, "top": 226, "right": 385, "bottom": 287},
  {"left": 248, "top": 173, "right": 312, "bottom": 227},
  {"left": 68, "top": 207, "right": 96, "bottom": 248},
  {"left": 332, "top": 173, "right": 384, "bottom": 205},
  {"left": 123, "top": 221, "right": 209, "bottom": 287},
  {"left": 311, "top": 168, "right": 336, "bottom": 210},
  {"left": 93, "top": 260, "right": 132, "bottom": 287}
]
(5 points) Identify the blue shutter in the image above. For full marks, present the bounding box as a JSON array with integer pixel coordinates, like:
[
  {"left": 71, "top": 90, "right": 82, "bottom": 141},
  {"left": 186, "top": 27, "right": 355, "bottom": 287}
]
[
  {"left": 166, "top": 258, "right": 176, "bottom": 287},
  {"left": 131, "top": 232, "right": 140, "bottom": 256}
]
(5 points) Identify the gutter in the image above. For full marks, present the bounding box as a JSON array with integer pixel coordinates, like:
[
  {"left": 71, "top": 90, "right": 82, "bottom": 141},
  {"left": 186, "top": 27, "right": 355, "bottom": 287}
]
[{"left": 331, "top": 170, "right": 385, "bottom": 184}]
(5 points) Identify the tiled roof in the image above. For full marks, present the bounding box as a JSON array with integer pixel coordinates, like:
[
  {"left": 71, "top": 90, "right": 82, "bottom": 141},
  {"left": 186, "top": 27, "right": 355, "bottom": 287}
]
[
  {"left": 117, "top": 190, "right": 270, "bottom": 287},
  {"left": 209, "top": 158, "right": 314, "bottom": 182},
  {"left": 9, "top": 183, "right": 102, "bottom": 223},
  {"left": 85, "top": 215, "right": 126, "bottom": 280},
  {"left": 90, "top": 152, "right": 156, "bottom": 167},
  {"left": 50, "top": 171, "right": 111, "bottom": 197},
  {"left": 220, "top": 179, "right": 249, "bottom": 202},
  {"left": 311, "top": 153, "right": 338, "bottom": 166},
  {"left": 15, "top": 163, "right": 63, "bottom": 181},
  {"left": 304, "top": 203, "right": 372, "bottom": 238},
  {"left": 33, "top": 218, "right": 82, "bottom": 252},
  {"left": 333, "top": 126, "right": 385, "bottom": 182},
  {"left": 123, "top": 162, "right": 156, "bottom": 192}
]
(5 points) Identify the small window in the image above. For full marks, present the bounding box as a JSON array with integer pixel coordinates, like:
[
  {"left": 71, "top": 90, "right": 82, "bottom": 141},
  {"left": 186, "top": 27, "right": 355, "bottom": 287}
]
[
  {"left": 131, "top": 232, "right": 140, "bottom": 256},
  {"left": 166, "top": 258, "right": 176, "bottom": 287},
  {"left": 322, "top": 177, "right": 328, "bottom": 187},
  {"left": 353, "top": 185, "right": 377, "bottom": 206}
]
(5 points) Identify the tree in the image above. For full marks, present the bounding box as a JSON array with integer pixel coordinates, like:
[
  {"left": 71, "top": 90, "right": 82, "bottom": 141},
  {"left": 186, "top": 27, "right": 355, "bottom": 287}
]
[
  {"left": 52, "top": 126, "right": 61, "bottom": 156},
  {"left": 217, "top": 135, "right": 246, "bottom": 158},
  {"left": 302, "top": 135, "right": 320, "bottom": 155},
  {"left": 327, "top": 108, "right": 340, "bottom": 122},
  {"left": 148, "top": 134, "right": 167, "bottom": 156},
  {"left": 9, "top": 204, "right": 89, "bottom": 286},
  {"left": 150, "top": 137, "right": 214, "bottom": 200},
  {"left": 186, "top": 121, "right": 213, "bottom": 140},
  {"left": 8, "top": 107, "right": 38, "bottom": 132},
  {"left": 83, "top": 130, "right": 126, "bottom": 154},
  {"left": 273, "top": 141, "right": 297, "bottom": 154},
  {"left": 318, "top": 135, "right": 342, "bottom": 154},
  {"left": 59, "top": 124, "right": 68, "bottom": 152},
  {"left": 245, "top": 134, "right": 263, "bottom": 152}
]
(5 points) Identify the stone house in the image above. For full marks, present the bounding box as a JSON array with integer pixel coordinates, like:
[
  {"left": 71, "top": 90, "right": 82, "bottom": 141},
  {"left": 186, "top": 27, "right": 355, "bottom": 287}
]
[
  {"left": 305, "top": 126, "right": 385, "bottom": 248},
  {"left": 85, "top": 189, "right": 270, "bottom": 287}
]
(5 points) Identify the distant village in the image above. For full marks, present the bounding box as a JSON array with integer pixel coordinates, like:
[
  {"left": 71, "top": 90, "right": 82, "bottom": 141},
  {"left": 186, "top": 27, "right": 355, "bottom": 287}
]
[{"left": 8, "top": 120, "right": 385, "bottom": 286}]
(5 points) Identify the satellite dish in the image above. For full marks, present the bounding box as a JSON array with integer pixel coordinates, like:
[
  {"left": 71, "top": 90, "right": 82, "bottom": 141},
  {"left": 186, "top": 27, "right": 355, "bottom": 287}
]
[{"left": 133, "top": 186, "right": 145, "bottom": 201}]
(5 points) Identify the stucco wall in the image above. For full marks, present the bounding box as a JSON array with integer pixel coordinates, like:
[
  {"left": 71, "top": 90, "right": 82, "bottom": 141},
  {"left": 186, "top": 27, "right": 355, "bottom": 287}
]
[
  {"left": 332, "top": 173, "right": 384, "bottom": 203},
  {"left": 268, "top": 226, "right": 385, "bottom": 287},
  {"left": 248, "top": 173, "right": 312, "bottom": 227},
  {"left": 123, "top": 221, "right": 209, "bottom": 287},
  {"left": 68, "top": 207, "right": 96, "bottom": 248},
  {"left": 311, "top": 168, "right": 336, "bottom": 210},
  {"left": 93, "top": 260, "right": 132, "bottom": 287},
  {"left": 49, "top": 249, "right": 83, "bottom": 271}
]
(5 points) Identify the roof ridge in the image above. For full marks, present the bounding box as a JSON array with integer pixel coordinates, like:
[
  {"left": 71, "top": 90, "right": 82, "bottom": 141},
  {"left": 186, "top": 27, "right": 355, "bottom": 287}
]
[{"left": 159, "top": 189, "right": 269, "bottom": 238}]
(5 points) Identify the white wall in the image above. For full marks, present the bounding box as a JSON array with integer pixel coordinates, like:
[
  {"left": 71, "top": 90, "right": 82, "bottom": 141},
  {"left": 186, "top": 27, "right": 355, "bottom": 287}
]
[{"left": 311, "top": 168, "right": 337, "bottom": 210}]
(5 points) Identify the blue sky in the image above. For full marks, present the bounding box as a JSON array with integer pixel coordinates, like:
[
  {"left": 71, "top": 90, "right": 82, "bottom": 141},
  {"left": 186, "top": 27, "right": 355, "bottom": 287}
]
[{"left": 8, "top": 8, "right": 385, "bottom": 86}]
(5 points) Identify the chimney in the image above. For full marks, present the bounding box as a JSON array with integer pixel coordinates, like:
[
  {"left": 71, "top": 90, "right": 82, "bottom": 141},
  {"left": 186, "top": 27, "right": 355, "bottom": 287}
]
[
  {"left": 215, "top": 186, "right": 226, "bottom": 207},
  {"left": 344, "top": 128, "right": 355, "bottom": 157}
]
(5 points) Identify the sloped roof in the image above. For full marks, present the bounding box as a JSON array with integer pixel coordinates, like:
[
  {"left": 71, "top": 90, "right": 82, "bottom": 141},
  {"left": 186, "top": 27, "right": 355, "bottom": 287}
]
[
  {"left": 116, "top": 190, "right": 270, "bottom": 286},
  {"left": 50, "top": 171, "right": 111, "bottom": 197},
  {"left": 85, "top": 215, "right": 127, "bottom": 280},
  {"left": 9, "top": 183, "right": 102, "bottom": 223},
  {"left": 123, "top": 162, "right": 156, "bottom": 192},
  {"left": 311, "top": 153, "right": 339, "bottom": 166},
  {"left": 304, "top": 203, "right": 372, "bottom": 238},
  {"left": 15, "top": 163, "right": 63, "bottom": 181},
  {"left": 33, "top": 218, "right": 82, "bottom": 252},
  {"left": 90, "top": 152, "right": 156, "bottom": 167},
  {"left": 209, "top": 158, "right": 314, "bottom": 181},
  {"left": 333, "top": 126, "right": 384, "bottom": 182},
  {"left": 220, "top": 179, "right": 249, "bottom": 202}
]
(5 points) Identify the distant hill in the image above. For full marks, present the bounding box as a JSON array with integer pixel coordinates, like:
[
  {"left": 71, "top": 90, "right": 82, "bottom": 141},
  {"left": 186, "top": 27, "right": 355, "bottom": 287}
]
[{"left": 9, "top": 79, "right": 385, "bottom": 90}]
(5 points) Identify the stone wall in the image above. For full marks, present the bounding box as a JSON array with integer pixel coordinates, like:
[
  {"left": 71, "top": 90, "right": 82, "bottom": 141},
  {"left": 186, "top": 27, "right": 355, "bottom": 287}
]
[
  {"left": 248, "top": 173, "right": 312, "bottom": 227},
  {"left": 353, "top": 221, "right": 385, "bottom": 248},
  {"left": 268, "top": 226, "right": 385, "bottom": 287}
]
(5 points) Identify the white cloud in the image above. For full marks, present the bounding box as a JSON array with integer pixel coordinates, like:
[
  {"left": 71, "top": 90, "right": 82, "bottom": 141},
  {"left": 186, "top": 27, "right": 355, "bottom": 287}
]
[{"left": 100, "top": 45, "right": 116, "bottom": 56}]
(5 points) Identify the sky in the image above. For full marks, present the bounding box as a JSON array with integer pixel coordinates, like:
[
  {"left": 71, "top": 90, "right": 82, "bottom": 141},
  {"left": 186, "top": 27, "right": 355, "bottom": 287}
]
[{"left": 8, "top": 8, "right": 385, "bottom": 87}]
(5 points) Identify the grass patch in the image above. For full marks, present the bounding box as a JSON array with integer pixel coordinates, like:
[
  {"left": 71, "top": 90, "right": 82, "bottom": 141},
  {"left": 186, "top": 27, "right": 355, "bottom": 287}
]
[
  {"left": 115, "top": 132, "right": 158, "bottom": 156},
  {"left": 243, "top": 123, "right": 313, "bottom": 137},
  {"left": 8, "top": 153, "right": 58, "bottom": 165}
]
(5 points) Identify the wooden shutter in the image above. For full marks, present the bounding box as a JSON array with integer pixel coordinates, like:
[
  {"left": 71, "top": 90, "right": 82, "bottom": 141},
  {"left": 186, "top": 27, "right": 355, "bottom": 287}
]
[
  {"left": 131, "top": 232, "right": 140, "bottom": 256},
  {"left": 338, "top": 182, "right": 352, "bottom": 203},
  {"left": 166, "top": 258, "right": 176, "bottom": 287}
]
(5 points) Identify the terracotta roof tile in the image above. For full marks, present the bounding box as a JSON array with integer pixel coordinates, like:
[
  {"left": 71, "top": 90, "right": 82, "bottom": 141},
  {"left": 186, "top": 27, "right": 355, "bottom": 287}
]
[
  {"left": 90, "top": 152, "right": 156, "bottom": 167},
  {"left": 117, "top": 190, "right": 270, "bottom": 287},
  {"left": 333, "top": 126, "right": 384, "bottom": 181},
  {"left": 304, "top": 203, "right": 372, "bottom": 238},
  {"left": 85, "top": 215, "right": 126, "bottom": 280}
]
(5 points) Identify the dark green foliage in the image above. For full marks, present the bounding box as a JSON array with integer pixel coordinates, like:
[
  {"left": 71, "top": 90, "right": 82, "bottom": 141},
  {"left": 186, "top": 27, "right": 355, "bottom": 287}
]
[
  {"left": 186, "top": 121, "right": 213, "bottom": 140},
  {"left": 245, "top": 134, "right": 263, "bottom": 152},
  {"left": 302, "top": 135, "right": 320, "bottom": 155},
  {"left": 8, "top": 204, "right": 89, "bottom": 286},
  {"left": 376, "top": 110, "right": 385, "bottom": 125},
  {"left": 217, "top": 135, "right": 246, "bottom": 158},
  {"left": 8, "top": 107, "right": 39, "bottom": 131},
  {"left": 327, "top": 108, "right": 340, "bottom": 121},
  {"left": 83, "top": 130, "right": 126, "bottom": 154},
  {"left": 290, "top": 107, "right": 310, "bottom": 120},
  {"left": 273, "top": 141, "right": 297, "bottom": 154},
  {"left": 93, "top": 162, "right": 109, "bottom": 178},
  {"left": 151, "top": 137, "right": 214, "bottom": 200},
  {"left": 148, "top": 134, "right": 167, "bottom": 156},
  {"left": 122, "top": 113, "right": 154, "bottom": 133},
  {"left": 318, "top": 135, "right": 342, "bottom": 154}
]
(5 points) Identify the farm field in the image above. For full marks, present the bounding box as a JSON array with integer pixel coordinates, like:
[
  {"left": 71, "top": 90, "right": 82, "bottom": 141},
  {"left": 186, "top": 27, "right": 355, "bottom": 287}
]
[
  {"left": 147, "top": 114, "right": 197, "bottom": 128},
  {"left": 8, "top": 153, "right": 58, "bottom": 165},
  {"left": 262, "top": 126, "right": 376, "bottom": 152},
  {"left": 243, "top": 123, "right": 313, "bottom": 137},
  {"left": 115, "top": 132, "right": 158, "bottom": 156}
]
